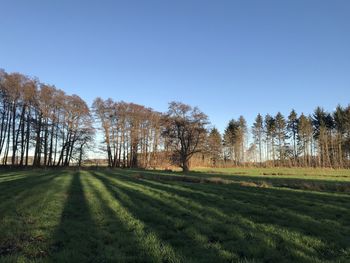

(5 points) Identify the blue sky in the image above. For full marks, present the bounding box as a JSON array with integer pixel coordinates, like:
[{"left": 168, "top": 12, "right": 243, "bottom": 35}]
[{"left": 1, "top": 0, "right": 350, "bottom": 132}]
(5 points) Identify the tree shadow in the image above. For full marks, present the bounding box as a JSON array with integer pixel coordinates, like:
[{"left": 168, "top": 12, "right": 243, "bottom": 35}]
[
  {"left": 0, "top": 170, "right": 60, "bottom": 213},
  {"left": 50, "top": 171, "right": 181, "bottom": 262},
  {"left": 50, "top": 171, "right": 105, "bottom": 262},
  {"left": 4, "top": 168, "right": 347, "bottom": 262},
  {"left": 90, "top": 171, "right": 242, "bottom": 262},
  {"left": 131, "top": 169, "right": 350, "bottom": 192},
  {"left": 110, "top": 170, "right": 350, "bottom": 223},
  {"left": 0, "top": 170, "right": 71, "bottom": 260},
  {"left": 82, "top": 174, "right": 184, "bottom": 262},
  {"left": 91, "top": 170, "right": 342, "bottom": 262},
  {"left": 126, "top": 174, "right": 350, "bottom": 249},
  {"left": 0, "top": 170, "right": 57, "bottom": 190}
]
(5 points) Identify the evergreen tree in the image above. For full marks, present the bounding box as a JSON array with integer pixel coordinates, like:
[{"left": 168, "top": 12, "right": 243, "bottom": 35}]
[
  {"left": 252, "top": 113, "right": 264, "bottom": 164},
  {"left": 207, "top": 127, "right": 222, "bottom": 167},
  {"left": 297, "top": 113, "right": 313, "bottom": 166},
  {"left": 264, "top": 114, "right": 276, "bottom": 165},
  {"left": 287, "top": 109, "right": 298, "bottom": 163},
  {"left": 275, "top": 112, "right": 287, "bottom": 164}
]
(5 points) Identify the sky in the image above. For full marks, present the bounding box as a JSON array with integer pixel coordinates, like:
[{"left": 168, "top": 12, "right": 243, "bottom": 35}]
[{"left": 1, "top": 0, "right": 350, "bottom": 133}]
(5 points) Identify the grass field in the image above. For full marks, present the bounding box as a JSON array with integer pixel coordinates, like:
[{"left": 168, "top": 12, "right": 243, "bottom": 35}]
[{"left": 0, "top": 168, "right": 350, "bottom": 262}]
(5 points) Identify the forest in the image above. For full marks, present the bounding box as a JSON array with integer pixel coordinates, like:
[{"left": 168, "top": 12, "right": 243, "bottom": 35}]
[{"left": 1, "top": 69, "right": 350, "bottom": 170}]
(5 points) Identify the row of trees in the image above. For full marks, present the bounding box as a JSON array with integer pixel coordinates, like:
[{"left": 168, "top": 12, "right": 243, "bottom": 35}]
[
  {"left": 247, "top": 107, "right": 350, "bottom": 168},
  {"left": 93, "top": 97, "right": 350, "bottom": 170},
  {"left": 2, "top": 69, "right": 350, "bottom": 170},
  {"left": 92, "top": 98, "right": 163, "bottom": 168},
  {"left": 202, "top": 108, "right": 350, "bottom": 169},
  {"left": 92, "top": 99, "right": 209, "bottom": 172},
  {"left": 0, "top": 69, "right": 93, "bottom": 167}
]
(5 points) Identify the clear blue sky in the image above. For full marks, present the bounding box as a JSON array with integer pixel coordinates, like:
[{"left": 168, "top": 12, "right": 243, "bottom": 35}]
[{"left": 1, "top": 0, "right": 350, "bottom": 132}]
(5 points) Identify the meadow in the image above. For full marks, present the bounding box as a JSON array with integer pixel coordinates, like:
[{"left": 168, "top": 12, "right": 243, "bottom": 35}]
[{"left": 0, "top": 168, "right": 349, "bottom": 262}]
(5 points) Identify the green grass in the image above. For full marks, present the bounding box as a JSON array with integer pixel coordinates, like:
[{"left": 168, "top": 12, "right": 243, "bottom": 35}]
[
  {"left": 194, "top": 167, "right": 350, "bottom": 180},
  {"left": 0, "top": 168, "right": 350, "bottom": 262}
]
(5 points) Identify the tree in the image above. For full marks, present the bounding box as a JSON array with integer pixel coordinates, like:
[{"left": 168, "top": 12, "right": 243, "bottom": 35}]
[
  {"left": 162, "top": 102, "right": 208, "bottom": 172},
  {"left": 2, "top": 68, "right": 350, "bottom": 169},
  {"left": 287, "top": 109, "right": 298, "bottom": 164},
  {"left": 207, "top": 127, "right": 222, "bottom": 167},
  {"left": 275, "top": 112, "right": 287, "bottom": 164},
  {"left": 92, "top": 98, "right": 113, "bottom": 167},
  {"left": 223, "top": 117, "right": 246, "bottom": 165},
  {"left": 238, "top": 116, "right": 247, "bottom": 163},
  {"left": 252, "top": 113, "right": 264, "bottom": 164},
  {"left": 93, "top": 98, "right": 162, "bottom": 168},
  {"left": 75, "top": 119, "right": 95, "bottom": 167},
  {"left": 264, "top": 114, "right": 276, "bottom": 165},
  {"left": 333, "top": 105, "right": 345, "bottom": 168},
  {"left": 312, "top": 107, "right": 331, "bottom": 167},
  {"left": 297, "top": 113, "right": 313, "bottom": 167},
  {"left": 342, "top": 105, "right": 350, "bottom": 168}
]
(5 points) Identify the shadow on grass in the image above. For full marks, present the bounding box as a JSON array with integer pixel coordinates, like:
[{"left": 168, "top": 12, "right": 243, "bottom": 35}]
[
  {"left": 0, "top": 170, "right": 58, "bottom": 191},
  {"left": 0, "top": 170, "right": 61, "bottom": 213},
  {"left": 51, "top": 171, "right": 180, "bottom": 262},
  {"left": 83, "top": 175, "right": 184, "bottom": 262},
  {"left": 0, "top": 170, "right": 66, "bottom": 260},
  {"left": 130, "top": 173, "right": 350, "bottom": 248},
  {"left": 90, "top": 171, "right": 243, "bottom": 262},
  {"left": 50, "top": 171, "right": 105, "bottom": 262},
  {"left": 111, "top": 169, "right": 350, "bottom": 219},
  {"left": 130, "top": 169, "right": 350, "bottom": 192},
  {"left": 2, "top": 168, "right": 348, "bottom": 262},
  {"left": 90, "top": 170, "right": 350, "bottom": 262}
]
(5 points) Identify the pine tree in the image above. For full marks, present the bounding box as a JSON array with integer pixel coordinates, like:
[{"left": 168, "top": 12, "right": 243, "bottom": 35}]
[
  {"left": 275, "top": 112, "right": 287, "bottom": 164},
  {"left": 238, "top": 116, "right": 247, "bottom": 163},
  {"left": 252, "top": 113, "right": 264, "bottom": 164},
  {"left": 297, "top": 113, "right": 313, "bottom": 166},
  {"left": 287, "top": 109, "right": 298, "bottom": 164},
  {"left": 264, "top": 114, "right": 276, "bottom": 165},
  {"left": 207, "top": 127, "right": 222, "bottom": 167}
]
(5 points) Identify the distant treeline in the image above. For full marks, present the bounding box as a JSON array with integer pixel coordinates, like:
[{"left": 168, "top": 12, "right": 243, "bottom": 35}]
[
  {"left": 219, "top": 107, "right": 350, "bottom": 169},
  {"left": 1, "top": 69, "right": 350, "bottom": 170}
]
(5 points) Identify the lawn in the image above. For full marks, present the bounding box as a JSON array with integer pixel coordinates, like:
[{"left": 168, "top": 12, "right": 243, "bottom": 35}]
[{"left": 0, "top": 168, "right": 349, "bottom": 262}]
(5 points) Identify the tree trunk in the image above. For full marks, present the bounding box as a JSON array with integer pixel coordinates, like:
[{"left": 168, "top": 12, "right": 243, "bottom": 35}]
[
  {"left": 25, "top": 111, "right": 30, "bottom": 166},
  {"left": 182, "top": 159, "right": 190, "bottom": 173}
]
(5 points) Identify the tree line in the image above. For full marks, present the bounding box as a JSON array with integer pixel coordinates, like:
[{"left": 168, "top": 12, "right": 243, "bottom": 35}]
[
  {"left": 203, "top": 107, "right": 350, "bottom": 169},
  {"left": 92, "top": 98, "right": 163, "bottom": 168},
  {"left": 1, "top": 69, "right": 350, "bottom": 170},
  {"left": 94, "top": 98, "right": 350, "bottom": 170},
  {"left": 216, "top": 108, "right": 350, "bottom": 169},
  {"left": 247, "top": 107, "right": 350, "bottom": 168},
  {"left": 92, "top": 99, "right": 208, "bottom": 172},
  {"left": 0, "top": 69, "right": 93, "bottom": 167}
]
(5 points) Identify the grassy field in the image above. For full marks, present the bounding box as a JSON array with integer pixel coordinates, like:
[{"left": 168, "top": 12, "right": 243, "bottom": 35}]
[
  {"left": 0, "top": 168, "right": 350, "bottom": 262},
  {"left": 194, "top": 167, "right": 350, "bottom": 180}
]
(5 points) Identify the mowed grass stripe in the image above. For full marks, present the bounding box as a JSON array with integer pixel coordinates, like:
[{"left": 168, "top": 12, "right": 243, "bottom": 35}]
[
  {"left": 0, "top": 169, "right": 349, "bottom": 262},
  {"left": 96, "top": 170, "right": 348, "bottom": 262}
]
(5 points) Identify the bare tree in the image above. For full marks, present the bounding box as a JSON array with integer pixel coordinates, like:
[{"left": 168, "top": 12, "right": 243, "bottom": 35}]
[
  {"left": 93, "top": 98, "right": 163, "bottom": 168},
  {"left": 162, "top": 102, "right": 208, "bottom": 172}
]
